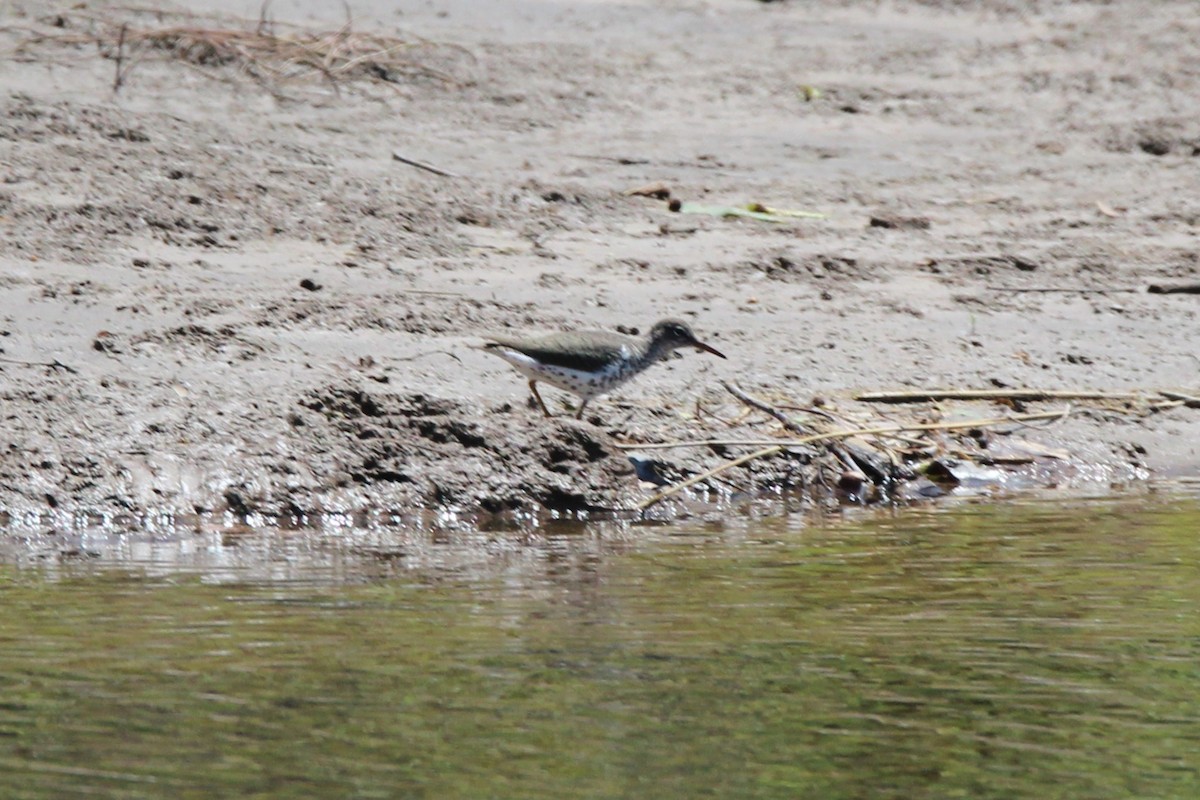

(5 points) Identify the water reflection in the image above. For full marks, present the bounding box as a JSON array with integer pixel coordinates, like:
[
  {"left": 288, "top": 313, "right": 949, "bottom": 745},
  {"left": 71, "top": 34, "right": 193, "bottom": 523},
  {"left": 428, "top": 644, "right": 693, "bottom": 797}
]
[{"left": 1, "top": 494, "right": 1198, "bottom": 798}]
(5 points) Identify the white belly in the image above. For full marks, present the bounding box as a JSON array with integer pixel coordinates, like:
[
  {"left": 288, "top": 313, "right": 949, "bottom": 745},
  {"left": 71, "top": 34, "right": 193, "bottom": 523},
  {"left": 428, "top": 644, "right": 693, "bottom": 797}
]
[{"left": 490, "top": 348, "right": 632, "bottom": 400}]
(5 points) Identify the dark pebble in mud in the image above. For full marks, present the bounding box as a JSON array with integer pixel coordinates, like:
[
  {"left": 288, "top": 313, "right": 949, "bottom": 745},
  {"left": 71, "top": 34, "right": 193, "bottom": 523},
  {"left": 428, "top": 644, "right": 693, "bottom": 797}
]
[{"left": 869, "top": 214, "right": 931, "bottom": 230}]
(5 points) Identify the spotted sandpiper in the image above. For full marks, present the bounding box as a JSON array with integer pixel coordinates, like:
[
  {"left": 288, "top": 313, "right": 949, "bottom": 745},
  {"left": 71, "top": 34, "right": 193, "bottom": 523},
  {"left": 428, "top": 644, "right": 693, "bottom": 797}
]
[{"left": 482, "top": 318, "right": 727, "bottom": 419}]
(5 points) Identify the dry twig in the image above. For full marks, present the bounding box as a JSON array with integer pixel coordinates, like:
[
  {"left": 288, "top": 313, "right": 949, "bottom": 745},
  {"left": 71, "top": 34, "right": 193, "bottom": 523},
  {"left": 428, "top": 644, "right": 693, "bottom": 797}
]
[
  {"left": 635, "top": 408, "right": 1072, "bottom": 509},
  {"left": 987, "top": 286, "right": 1139, "bottom": 294},
  {"left": 392, "top": 350, "right": 462, "bottom": 364},
  {"left": 0, "top": 356, "right": 78, "bottom": 374},
  {"left": 622, "top": 409, "right": 1073, "bottom": 452},
  {"left": 1147, "top": 283, "right": 1200, "bottom": 295},
  {"left": 1158, "top": 390, "right": 1200, "bottom": 409},
  {"left": 723, "top": 381, "right": 894, "bottom": 487},
  {"left": 857, "top": 389, "right": 1141, "bottom": 404},
  {"left": 111, "top": 22, "right": 128, "bottom": 93},
  {"left": 721, "top": 380, "right": 808, "bottom": 434},
  {"left": 391, "top": 152, "right": 463, "bottom": 179}
]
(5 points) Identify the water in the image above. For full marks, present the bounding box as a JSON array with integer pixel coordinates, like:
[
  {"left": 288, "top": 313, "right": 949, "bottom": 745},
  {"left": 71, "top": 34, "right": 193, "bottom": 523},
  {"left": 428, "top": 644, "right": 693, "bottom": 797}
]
[{"left": 1, "top": 496, "right": 1199, "bottom": 799}]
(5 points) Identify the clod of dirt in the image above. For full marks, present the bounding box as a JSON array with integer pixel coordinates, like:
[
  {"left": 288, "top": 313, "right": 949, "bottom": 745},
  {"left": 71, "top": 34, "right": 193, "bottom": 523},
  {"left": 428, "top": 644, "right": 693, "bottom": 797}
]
[
  {"left": 1105, "top": 118, "right": 1200, "bottom": 157},
  {"left": 744, "top": 253, "right": 867, "bottom": 283},
  {"left": 92, "top": 332, "right": 120, "bottom": 353},
  {"left": 927, "top": 254, "right": 1039, "bottom": 275},
  {"left": 869, "top": 214, "right": 932, "bottom": 230},
  {"left": 297, "top": 386, "right": 638, "bottom": 516},
  {"left": 624, "top": 182, "right": 672, "bottom": 199},
  {"left": 130, "top": 324, "right": 268, "bottom": 361}
]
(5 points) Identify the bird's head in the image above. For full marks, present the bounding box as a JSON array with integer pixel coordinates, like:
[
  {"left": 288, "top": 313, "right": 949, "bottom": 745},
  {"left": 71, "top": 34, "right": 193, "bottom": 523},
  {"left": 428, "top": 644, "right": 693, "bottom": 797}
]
[{"left": 649, "top": 319, "right": 726, "bottom": 359}]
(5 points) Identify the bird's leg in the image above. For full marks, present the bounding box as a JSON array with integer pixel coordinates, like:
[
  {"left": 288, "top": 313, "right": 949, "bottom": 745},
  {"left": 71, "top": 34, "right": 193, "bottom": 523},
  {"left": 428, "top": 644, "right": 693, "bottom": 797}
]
[
  {"left": 528, "top": 380, "right": 552, "bottom": 417},
  {"left": 574, "top": 399, "right": 588, "bottom": 420}
]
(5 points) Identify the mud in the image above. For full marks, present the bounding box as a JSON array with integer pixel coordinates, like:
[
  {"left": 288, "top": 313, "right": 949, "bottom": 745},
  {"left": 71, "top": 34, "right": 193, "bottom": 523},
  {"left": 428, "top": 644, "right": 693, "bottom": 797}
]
[{"left": 1, "top": 0, "right": 1198, "bottom": 525}]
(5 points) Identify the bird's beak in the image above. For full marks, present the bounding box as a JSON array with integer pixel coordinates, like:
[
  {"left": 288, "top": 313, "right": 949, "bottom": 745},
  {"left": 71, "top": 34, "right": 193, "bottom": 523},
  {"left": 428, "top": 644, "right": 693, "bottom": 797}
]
[{"left": 692, "top": 340, "right": 727, "bottom": 359}]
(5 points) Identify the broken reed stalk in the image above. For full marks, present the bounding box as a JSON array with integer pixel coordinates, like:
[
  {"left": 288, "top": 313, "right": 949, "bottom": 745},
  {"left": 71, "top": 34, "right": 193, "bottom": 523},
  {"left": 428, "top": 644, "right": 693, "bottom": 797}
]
[
  {"left": 623, "top": 408, "right": 1072, "bottom": 452},
  {"left": 987, "top": 286, "right": 1140, "bottom": 294},
  {"left": 856, "top": 389, "right": 1141, "bottom": 404},
  {"left": 635, "top": 408, "right": 1071, "bottom": 510},
  {"left": 1158, "top": 391, "right": 1200, "bottom": 409}
]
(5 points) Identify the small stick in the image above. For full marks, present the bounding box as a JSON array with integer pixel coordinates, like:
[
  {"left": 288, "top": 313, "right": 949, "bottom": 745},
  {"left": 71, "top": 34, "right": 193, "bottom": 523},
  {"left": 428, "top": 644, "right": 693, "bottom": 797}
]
[
  {"left": 256, "top": 0, "right": 273, "bottom": 36},
  {"left": 856, "top": 389, "right": 1141, "bottom": 404},
  {"left": 1157, "top": 390, "right": 1200, "bottom": 409},
  {"left": 775, "top": 404, "right": 843, "bottom": 424},
  {"left": 1003, "top": 404, "right": 1073, "bottom": 430},
  {"left": 393, "top": 288, "right": 466, "bottom": 297},
  {"left": 112, "top": 23, "right": 128, "bottom": 94},
  {"left": 622, "top": 408, "right": 1073, "bottom": 452},
  {"left": 987, "top": 286, "right": 1139, "bottom": 294},
  {"left": 391, "top": 151, "right": 462, "bottom": 178},
  {"left": 569, "top": 153, "right": 651, "bottom": 165},
  {"left": 0, "top": 356, "right": 78, "bottom": 374},
  {"left": 622, "top": 439, "right": 840, "bottom": 451},
  {"left": 392, "top": 349, "right": 462, "bottom": 364},
  {"left": 638, "top": 446, "right": 784, "bottom": 511},
  {"left": 722, "top": 380, "right": 807, "bottom": 434},
  {"left": 636, "top": 408, "right": 1071, "bottom": 509},
  {"left": 1147, "top": 283, "right": 1200, "bottom": 295}
]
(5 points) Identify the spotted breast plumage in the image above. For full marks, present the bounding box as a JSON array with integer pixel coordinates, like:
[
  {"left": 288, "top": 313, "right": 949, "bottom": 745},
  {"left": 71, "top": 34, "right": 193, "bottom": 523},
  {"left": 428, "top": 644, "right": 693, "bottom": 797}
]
[{"left": 482, "top": 319, "right": 726, "bottom": 420}]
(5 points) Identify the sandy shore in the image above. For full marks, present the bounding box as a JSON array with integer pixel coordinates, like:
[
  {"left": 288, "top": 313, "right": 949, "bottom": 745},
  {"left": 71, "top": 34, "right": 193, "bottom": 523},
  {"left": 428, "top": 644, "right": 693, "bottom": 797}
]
[{"left": 1, "top": 0, "right": 1197, "bottom": 524}]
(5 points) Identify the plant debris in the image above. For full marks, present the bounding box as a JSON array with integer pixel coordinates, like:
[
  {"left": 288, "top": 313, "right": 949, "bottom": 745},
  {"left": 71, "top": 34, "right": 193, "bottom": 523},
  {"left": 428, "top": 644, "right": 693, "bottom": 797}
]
[
  {"left": 619, "top": 383, "right": 1198, "bottom": 513},
  {"left": 4, "top": 5, "right": 471, "bottom": 95},
  {"left": 667, "top": 201, "right": 825, "bottom": 222}
]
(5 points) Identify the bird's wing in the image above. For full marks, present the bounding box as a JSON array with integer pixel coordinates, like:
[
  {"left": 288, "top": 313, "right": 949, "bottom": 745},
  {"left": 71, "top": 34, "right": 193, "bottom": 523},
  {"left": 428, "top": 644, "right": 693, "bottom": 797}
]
[{"left": 484, "top": 332, "right": 628, "bottom": 373}]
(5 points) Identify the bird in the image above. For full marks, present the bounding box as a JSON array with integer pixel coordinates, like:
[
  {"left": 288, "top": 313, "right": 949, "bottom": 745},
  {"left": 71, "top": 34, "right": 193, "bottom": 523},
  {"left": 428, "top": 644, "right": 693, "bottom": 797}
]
[{"left": 481, "top": 318, "right": 726, "bottom": 419}]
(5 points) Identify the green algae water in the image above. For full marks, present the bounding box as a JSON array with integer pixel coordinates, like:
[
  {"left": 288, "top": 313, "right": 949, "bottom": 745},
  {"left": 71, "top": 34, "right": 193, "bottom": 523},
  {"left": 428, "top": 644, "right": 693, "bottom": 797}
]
[{"left": 1, "top": 497, "right": 1199, "bottom": 799}]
